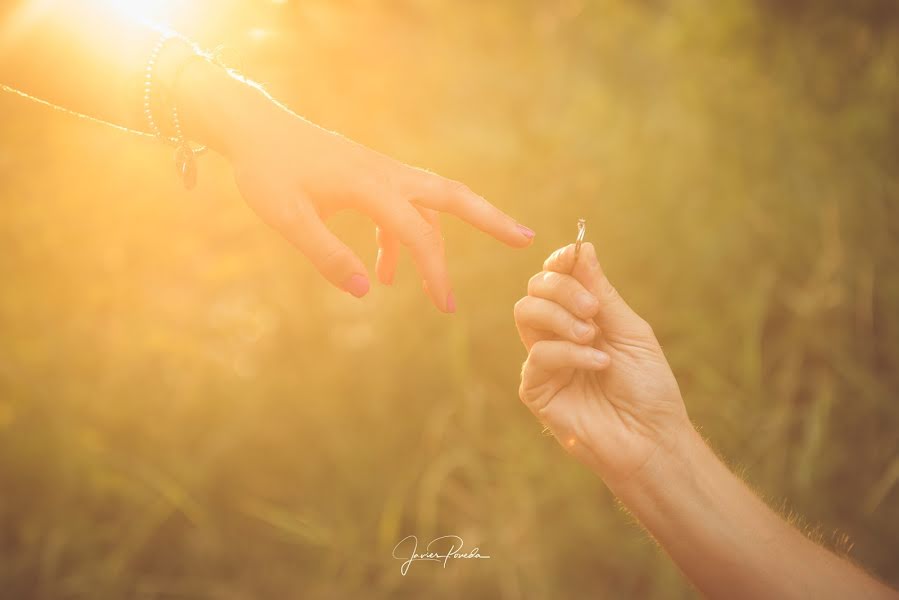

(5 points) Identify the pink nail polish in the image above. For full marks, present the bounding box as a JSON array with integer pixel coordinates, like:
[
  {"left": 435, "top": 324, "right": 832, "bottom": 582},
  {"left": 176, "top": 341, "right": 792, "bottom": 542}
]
[
  {"left": 342, "top": 274, "right": 370, "bottom": 298},
  {"left": 516, "top": 224, "right": 535, "bottom": 239},
  {"left": 446, "top": 292, "right": 456, "bottom": 313}
]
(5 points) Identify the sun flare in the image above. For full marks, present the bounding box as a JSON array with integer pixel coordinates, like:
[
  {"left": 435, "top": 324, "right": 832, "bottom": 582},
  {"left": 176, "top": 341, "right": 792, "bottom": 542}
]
[{"left": 103, "top": 0, "right": 184, "bottom": 24}]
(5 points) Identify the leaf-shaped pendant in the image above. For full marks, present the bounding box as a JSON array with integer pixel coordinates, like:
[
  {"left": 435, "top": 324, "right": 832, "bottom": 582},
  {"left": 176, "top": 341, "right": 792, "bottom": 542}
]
[{"left": 174, "top": 145, "right": 198, "bottom": 190}]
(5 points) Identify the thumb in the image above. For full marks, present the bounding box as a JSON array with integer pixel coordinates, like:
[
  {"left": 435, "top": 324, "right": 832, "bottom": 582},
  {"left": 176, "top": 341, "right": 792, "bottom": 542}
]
[{"left": 545, "top": 242, "right": 650, "bottom": 339}]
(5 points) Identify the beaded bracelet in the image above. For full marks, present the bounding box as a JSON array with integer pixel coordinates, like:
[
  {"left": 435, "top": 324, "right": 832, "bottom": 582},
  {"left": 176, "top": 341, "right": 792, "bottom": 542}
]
[{"left": 143, "top": 32, "right": 209, "bottom": 190}]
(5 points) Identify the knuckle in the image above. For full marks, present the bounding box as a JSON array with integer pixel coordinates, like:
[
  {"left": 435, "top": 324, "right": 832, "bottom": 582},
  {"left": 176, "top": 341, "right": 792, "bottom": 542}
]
[
  {"left": 527, "top": 272, "right": 544, "bottom": 294},
  {"left": 529, "top": 340, "right": 549, "bottom": 361},
  {"left": 543, "top": 245, "right": 571, "bottom": 271},
  {"left": 517, "top": 377, "right": 529, "bottom": 403},
  {"left": 518, "top": 381, "right": 539, "bottom": 409},
  {"left": 567, "top": 287, "right": 582, "bottom": 308},
  {"left": 398, "top": 218, "right": 437, "bottom": 251},
  {"left": 409, "top": 174, "right": 443, "bottom": 200},
  {"left": 541, "top": 250, "right": 556, "bottom": 270},
  {"left": 513, "top": 297, "right": 530, "bottom": 320},
  {"left": 317, "top": 245, "right": 347, "bottom": 273},
  {"left": 542, "top": 270, "right": 563, "bottom": 288},
  {"left": 568, "top": 315, "right": 588, "bottom": 338},
  {"left": 274, "top": 197, "right": 305, "bottom": 225},
  {"left": 550, "top": 305, "right": 569, "bottom": 330},
  {"left": 445, "top": 178, "right": 473, "bottom": 198},
  {"left": 567, "top": 287, "right": 589, "bottom": 310},
  {"left": 411, "top": 222, "right": 442, "bottom": 248},
  {"left": 404, "top": 165, "right": 433, "bottom": 182}
]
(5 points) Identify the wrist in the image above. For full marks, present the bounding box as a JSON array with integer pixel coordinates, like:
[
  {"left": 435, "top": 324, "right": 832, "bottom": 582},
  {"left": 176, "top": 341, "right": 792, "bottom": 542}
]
[
  {"left": 606, "top": 421, "right": 708, "bottom": 509},
  {"left": 172, "top": 57, "right": 277, "bottom": 159}
]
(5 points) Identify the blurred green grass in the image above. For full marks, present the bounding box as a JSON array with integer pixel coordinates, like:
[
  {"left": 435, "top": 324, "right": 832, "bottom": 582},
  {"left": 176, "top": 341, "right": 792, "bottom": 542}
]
[{"left": 0, "top": 0, "right": 897, "bottom": 598}]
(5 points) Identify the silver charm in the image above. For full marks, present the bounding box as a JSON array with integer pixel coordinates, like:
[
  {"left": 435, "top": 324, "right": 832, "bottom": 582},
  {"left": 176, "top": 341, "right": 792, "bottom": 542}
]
[{"left": 174, "top": 144, "right": 198, "bottom": 190}]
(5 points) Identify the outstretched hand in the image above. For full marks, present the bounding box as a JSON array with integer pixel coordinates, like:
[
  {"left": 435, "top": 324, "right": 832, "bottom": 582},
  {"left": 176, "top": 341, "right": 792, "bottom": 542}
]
[
  {"left": 514, "top": 242, "right": 691, "bottom": 485},
  {"left": 221, "top": 87, "right": 534, "bottom": 312}
]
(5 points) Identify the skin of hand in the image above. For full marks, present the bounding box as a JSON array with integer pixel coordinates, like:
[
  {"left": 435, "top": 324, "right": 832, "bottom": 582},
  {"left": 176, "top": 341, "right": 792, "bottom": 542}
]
[
  {"left": 516, "top": 243, "right": 899, "bottom": 600},
  {"left": 176, "top": 57, "right": 535, "bottom": 312},
  {"left": 514, "top": 241, "right": 691, "bottom": 486},
  {"left": 0, "top": 4, "right": 535, "bottom": 313}
]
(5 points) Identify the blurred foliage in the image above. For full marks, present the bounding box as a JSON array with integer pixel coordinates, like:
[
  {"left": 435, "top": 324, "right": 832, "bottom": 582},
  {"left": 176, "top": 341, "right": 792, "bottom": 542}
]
[{"left": 1, "top": 0, "right": 898, "bottom": 598}]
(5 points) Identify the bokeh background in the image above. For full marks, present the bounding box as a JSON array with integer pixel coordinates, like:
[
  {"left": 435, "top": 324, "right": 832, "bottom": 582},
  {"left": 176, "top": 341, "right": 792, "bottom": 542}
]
[{"left": 1, "top": 0, "right": 898, "bottom": 598}]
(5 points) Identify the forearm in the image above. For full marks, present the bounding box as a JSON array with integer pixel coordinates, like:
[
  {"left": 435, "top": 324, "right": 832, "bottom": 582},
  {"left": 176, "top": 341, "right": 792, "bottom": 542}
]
[
  {"left": 0, "top": 0, "right": 265, "bottom": 155},
  {"left": 0, "top": 1, "right": 162, "bottom": 129},
  {"left": 610, "top": 426, "right": 896, "bottom": 600}
]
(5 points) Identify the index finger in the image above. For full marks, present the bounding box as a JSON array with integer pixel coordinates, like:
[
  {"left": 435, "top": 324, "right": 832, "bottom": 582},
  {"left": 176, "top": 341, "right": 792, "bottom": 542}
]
[{"left": 410, "top": 174, "right": 535, "bottom": 247}]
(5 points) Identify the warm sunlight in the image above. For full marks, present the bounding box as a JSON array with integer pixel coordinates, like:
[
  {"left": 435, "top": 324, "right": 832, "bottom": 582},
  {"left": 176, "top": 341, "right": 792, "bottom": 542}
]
[
  {"left": 1, "top": 1, "right": 897, "bottom": 598},
  {"left": 104, "top": 0, "right": 185, "bottom": 24}
]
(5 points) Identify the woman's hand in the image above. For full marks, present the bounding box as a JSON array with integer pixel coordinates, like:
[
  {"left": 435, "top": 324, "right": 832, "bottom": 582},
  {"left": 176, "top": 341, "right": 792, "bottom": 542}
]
[
  {"left": 513, "top": 242, "right": 691, "bottom": 486},
  {"left": 181, "top": 62, "right": 535, "bottom": 312}
]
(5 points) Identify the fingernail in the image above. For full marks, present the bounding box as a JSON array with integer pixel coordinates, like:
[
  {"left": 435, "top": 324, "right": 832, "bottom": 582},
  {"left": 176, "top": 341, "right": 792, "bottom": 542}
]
[
  {"left": 577, "top": 292, "right": 598, "bottom": 313},
  {"left": 516, "top": 224, "right": 535, "bottom": 239},
  {"left": 446, "top": 292, "right": 456, "bottom": 313},
  {"left": 592, "top": 349, "right": 610, "bottom": 366},
  {"left": 573, "top": 320, "right": 592, "bottom": 338},
  {"left": 342, "top": 274, "right": 370, "bottom": 298}
]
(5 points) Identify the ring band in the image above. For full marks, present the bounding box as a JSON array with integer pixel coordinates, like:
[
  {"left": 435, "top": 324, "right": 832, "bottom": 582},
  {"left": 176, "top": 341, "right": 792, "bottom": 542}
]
[{"left": 574, "top": 218, "right": 586, "bottom": 260}]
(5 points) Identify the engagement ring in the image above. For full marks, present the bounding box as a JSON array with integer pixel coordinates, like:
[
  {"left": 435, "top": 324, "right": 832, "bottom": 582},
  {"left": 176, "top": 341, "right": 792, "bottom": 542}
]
[{"left": 575, "top": 218, "right": 586, "bottom": 260}]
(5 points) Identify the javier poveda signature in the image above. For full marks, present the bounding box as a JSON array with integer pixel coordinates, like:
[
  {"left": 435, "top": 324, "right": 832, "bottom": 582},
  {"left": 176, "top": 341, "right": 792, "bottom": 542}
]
[{"left": 392, "top": 535, "right": 491, "bottom": 576}]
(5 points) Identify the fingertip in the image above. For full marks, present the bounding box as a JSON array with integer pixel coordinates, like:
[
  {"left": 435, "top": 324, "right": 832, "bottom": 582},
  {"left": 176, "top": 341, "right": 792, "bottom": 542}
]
[
  {"left": 543, "top": 243, "right": 577, "bottom": 272},
  {"left": 422, "top": 279, "right": 448, "bottom": 313},
  {"left": 572, "top": 319, "right": 596, "bottom": 342},
  {"left": 575, "top": 291, "right": 601, "bottom": 318},
  {"left": 541, "top": 251, "right": 557, "bottom": 271},
  {"left": 499, "top": 223, "right": 536, "bottom": 248},
  {"left": 429, "top": 178, "right": 534, "bottom": 249},
  {"left": 516, "top": 224, "right": 536, "bottom": 244},
  {"left": 376, "top": 254, "right": 395, "bottom": 285},
  {"left": 421, "top": 278, "right": 455, "bottom": 312},
  {"left": 378, "top": 270, "right": 394, "bottom": 286},
  {"left": 591, "top": 348, "right": 611, "bottom": 369},
  {"left": 288, "top": 212, "right": 370, "bottom": 298},
  {"left": 509, "top": 237, "right": 534, "bottom": 249},
  {"left": 342, "top": 273, "right": 371, "bottom": 298}
]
